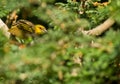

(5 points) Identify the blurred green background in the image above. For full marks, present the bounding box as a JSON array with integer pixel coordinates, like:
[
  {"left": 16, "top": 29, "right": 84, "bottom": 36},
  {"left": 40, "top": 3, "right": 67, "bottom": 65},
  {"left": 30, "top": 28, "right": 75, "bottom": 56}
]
[{"left": 0, "top": 0, "right": 120, "bottom": 84}]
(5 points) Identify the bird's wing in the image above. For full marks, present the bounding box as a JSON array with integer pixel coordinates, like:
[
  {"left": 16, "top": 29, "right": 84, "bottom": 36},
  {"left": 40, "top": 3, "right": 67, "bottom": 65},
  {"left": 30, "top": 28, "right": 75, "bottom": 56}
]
[{"left": 15, "top": 19, "right": 35, "bottom": 33}]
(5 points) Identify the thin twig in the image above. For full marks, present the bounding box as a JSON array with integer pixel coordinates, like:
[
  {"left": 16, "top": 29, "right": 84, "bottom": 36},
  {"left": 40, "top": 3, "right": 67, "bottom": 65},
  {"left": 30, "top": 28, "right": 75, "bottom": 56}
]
[{"left": 6, "top": 10, "right": 18, "bottom": 28}]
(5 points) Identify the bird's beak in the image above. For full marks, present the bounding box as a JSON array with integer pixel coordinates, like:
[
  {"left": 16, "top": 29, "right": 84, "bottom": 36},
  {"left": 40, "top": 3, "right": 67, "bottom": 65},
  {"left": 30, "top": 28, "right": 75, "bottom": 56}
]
[{"left": 43, "top": 28, "right": 47, "bottom": 33}]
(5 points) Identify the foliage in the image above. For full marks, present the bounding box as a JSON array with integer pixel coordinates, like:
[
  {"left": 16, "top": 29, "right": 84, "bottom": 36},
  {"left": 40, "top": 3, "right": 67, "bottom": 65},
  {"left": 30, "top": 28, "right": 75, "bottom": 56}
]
[
  {"left": 0, "top": 0, "right": 120, "bottom": 84},
  {"left": 0, "top": 0, "right": 29, "bottom": 18}
]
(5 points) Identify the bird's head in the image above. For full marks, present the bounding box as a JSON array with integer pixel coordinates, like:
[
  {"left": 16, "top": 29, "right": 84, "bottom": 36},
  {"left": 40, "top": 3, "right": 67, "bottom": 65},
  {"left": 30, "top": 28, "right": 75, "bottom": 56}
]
[{"left": 34, "top": 25, "right": 47, "bottom": 34}]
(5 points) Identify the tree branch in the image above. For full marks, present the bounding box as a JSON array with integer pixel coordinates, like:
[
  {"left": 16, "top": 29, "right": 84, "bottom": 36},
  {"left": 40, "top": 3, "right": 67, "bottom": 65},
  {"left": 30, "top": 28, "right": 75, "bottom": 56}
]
[
  {"left": 0, "top": 19, "right": 10, "bottom": 38},
  {"left": 82, "top": 17, "right": 115, "bottom": 36}
]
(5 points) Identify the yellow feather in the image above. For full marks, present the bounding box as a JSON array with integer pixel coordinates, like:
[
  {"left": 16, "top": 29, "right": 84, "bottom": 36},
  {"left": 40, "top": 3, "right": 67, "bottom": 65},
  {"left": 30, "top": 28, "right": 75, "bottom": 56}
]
[
  {"left": 35, "top": 25, "right": 47, "bottom": 34},
  {"left": 8, "top": 26, "right": 24, "bottom": 38}
]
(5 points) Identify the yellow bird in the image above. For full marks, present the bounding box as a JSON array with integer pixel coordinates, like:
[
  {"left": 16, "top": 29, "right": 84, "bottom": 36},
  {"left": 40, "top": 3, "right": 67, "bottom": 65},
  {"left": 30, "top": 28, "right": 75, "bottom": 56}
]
[{"left": 8, "top": 19, "right": 47, "bottom": 39}]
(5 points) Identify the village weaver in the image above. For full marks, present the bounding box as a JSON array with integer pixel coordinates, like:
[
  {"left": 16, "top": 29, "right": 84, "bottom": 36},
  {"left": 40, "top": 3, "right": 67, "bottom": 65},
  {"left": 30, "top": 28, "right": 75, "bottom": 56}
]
[{"left": 8, "top": 19, "right": 47, "bottom": 40}]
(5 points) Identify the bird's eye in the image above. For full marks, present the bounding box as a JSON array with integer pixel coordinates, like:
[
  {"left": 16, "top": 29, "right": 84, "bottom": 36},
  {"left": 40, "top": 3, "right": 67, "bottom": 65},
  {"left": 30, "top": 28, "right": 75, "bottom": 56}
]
[
  {"left": 40, "top": 27, "right": 45, "bottom": 30},
  {"left": 40, "top": 27, "right": 42, "bottom": 29}
]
